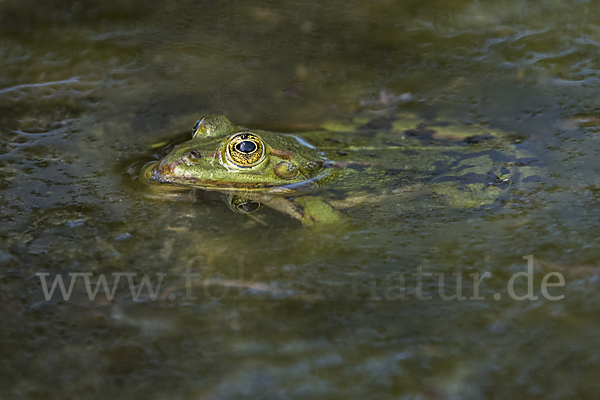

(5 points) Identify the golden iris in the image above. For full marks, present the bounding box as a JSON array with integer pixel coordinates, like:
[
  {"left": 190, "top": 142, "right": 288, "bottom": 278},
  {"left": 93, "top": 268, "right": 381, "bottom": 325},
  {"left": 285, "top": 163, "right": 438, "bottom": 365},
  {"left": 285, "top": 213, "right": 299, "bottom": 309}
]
[{"left": 226, "top": 133, "right": 265, "bottom": 167}]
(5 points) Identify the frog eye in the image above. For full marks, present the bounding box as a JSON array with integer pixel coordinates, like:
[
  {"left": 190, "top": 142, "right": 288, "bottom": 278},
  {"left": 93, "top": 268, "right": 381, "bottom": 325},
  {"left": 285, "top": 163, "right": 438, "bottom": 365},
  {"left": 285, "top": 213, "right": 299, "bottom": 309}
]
[
  {"left": 225, "top": 133, "right": 265, "bottom": 167},
  {"left": 227, "top": 195, "right": 263, "bottom": 214},
  {"left": 192, "top": 115, "right": 236, "bottom": 138},
  {"left": 192, "top": 119, "right": 201, "bottom": 135},
  {"left": 234, "top": 200, "right": 262, "bottom": 213}
]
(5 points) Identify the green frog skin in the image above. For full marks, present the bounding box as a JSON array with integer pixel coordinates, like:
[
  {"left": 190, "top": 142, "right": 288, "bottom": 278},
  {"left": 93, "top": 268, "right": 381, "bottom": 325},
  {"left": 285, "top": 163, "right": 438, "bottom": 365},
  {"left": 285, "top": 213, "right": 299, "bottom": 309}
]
[
  {"left": 151, "top": 114, "right": 334, "bottom": 194},
  {"left": 141, "top": 114, "right": 543, "bottom": 226}
]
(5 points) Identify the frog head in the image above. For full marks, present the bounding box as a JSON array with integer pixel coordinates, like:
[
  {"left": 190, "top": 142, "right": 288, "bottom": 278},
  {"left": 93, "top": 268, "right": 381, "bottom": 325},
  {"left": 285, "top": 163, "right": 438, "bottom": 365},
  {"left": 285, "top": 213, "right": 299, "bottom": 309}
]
[{"left": 150, "top": 115, "right": 331, "bottom": 193}]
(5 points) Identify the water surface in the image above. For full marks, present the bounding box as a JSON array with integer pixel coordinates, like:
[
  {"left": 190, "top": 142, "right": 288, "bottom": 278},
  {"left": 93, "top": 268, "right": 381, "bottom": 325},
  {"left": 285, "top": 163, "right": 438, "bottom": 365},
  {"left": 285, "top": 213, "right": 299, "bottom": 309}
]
[{"left": 2, "top": 0, "right": 600, "bottom": 399}]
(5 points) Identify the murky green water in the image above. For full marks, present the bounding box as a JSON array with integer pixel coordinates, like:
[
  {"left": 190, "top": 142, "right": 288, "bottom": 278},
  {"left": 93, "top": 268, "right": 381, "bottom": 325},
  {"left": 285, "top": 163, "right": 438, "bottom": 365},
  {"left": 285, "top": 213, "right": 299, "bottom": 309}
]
[{"left": 3, "top": 0, "right": 600, "bottom": 398}]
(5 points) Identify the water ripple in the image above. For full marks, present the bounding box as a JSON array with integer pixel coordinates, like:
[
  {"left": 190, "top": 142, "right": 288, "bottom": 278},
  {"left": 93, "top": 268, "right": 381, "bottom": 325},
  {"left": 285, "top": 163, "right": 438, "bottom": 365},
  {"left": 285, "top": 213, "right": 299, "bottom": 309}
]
[{"left": 0, "top": 77, "right": 92, "bottom": 95}]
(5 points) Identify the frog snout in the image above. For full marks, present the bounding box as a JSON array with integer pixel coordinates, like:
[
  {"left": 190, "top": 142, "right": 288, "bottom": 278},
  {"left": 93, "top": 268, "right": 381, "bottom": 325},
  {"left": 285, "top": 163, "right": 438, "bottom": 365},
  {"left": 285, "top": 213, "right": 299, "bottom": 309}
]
[{"left": 155, "top": 157, "right": 184, "bottom": 178}]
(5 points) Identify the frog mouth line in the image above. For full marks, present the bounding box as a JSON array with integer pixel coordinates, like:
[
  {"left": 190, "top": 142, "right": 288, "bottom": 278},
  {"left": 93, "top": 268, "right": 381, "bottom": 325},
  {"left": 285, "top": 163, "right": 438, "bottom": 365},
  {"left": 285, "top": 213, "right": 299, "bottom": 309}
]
[
  {"left": 152, "top": 157, "right": 269, "bottom": 188},
  {"left": 150, "top": 158, "right": 326, "bottom": 194},
  {"left": 152, "top": 172, "right": 318, "bottom": 193}
]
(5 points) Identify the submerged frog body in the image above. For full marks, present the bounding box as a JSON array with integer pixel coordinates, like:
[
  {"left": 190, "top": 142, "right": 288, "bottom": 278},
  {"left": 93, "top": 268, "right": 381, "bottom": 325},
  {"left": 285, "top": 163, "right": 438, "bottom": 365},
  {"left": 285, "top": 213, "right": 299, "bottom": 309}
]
[{"left": 141, "top": 113, "right": 542, "bottom": 226}]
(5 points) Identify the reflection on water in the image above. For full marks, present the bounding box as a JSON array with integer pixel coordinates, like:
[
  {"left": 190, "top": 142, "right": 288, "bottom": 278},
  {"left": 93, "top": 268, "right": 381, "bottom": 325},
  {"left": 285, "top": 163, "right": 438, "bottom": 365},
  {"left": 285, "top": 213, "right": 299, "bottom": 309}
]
[{"left": 2, "top": 0, "right": 600, "bottom": 398}]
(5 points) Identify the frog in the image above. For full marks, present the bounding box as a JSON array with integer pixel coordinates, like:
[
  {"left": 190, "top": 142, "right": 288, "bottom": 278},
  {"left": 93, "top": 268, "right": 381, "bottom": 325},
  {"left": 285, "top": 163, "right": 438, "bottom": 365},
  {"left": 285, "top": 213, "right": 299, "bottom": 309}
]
[{"left": 140, "top": 113, "right": 543, "bottom": 226}]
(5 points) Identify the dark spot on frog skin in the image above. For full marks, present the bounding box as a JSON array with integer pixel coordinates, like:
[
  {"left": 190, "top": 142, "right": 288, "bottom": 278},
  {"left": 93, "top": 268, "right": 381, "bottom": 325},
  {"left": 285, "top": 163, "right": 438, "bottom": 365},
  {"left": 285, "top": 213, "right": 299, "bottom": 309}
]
[{"left": 269, "top": 149, "right": 295, "bottom": 159}]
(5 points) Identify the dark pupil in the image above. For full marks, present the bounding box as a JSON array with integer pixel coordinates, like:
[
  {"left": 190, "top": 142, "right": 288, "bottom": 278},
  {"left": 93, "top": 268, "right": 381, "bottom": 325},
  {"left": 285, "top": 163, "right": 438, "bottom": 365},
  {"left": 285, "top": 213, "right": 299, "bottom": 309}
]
[{"left": 236, "top": 140, "right": 256, "bottom": 154}]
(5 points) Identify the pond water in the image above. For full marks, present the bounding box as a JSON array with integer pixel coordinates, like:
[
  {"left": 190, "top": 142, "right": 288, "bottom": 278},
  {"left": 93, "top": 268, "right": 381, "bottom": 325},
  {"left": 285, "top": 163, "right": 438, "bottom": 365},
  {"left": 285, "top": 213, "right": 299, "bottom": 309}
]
[{"left": 2, "top": 0, "right": 600, "bottom": 399}]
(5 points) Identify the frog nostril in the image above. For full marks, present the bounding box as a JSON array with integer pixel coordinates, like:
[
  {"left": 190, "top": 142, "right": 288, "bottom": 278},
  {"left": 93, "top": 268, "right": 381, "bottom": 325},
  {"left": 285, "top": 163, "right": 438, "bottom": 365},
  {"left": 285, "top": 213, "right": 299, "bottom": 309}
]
[{"left": 189, "top": 150, "right": 202, "bottom": 159}]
